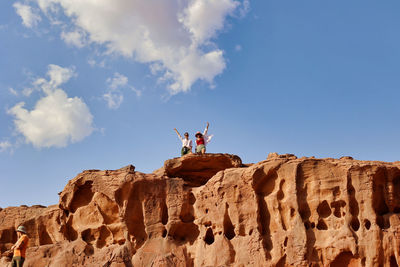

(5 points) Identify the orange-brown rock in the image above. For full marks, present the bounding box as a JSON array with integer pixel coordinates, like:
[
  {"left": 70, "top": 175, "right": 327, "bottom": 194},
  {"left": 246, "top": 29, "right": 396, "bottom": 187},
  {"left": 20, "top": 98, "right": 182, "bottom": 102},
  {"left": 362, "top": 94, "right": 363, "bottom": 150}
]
[
  {"left": 1, "top": 153, "right": 400, "bottom": 266},
  {"left": 156, "top": 153, "right": 243, "bottom": 186}
]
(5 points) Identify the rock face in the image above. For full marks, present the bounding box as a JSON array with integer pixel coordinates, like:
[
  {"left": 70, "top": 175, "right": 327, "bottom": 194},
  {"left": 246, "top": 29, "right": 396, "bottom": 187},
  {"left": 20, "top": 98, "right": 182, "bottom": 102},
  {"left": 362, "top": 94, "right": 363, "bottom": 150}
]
[{"left": 1, "top": 153, "right": 400, "bottom": 266}]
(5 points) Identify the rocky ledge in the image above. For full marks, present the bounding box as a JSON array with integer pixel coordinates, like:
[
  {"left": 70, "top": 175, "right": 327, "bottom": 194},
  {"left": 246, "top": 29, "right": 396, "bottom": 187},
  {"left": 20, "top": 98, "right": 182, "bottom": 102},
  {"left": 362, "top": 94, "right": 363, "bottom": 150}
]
[{"left": 1, "top": 153, "right": 400, "bottom": 266}]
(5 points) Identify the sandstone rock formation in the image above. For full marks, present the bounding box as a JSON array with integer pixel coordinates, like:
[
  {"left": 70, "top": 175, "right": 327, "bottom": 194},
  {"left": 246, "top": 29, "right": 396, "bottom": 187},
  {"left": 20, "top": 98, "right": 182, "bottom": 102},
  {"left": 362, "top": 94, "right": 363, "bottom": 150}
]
[{"left": 1, "top": 153, "right": 400, "bottom": 266}]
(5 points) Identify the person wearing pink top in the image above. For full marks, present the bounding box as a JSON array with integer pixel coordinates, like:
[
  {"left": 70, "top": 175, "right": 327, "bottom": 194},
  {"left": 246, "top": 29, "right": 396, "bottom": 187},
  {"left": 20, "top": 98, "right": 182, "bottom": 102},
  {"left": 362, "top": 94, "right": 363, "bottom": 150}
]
[{"left": 195, "top": 122, "right": 212, "bottom": 154}]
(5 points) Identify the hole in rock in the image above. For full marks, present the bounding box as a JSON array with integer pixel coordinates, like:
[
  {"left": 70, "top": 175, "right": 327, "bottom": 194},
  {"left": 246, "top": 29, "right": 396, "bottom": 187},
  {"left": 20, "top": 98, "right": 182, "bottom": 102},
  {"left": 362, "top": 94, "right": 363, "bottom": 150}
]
[
  {"left": 350, "top": 217, "right": 360, "bottom": 231},
  {"left": 70, "top": 181, "right": 94, "bottom": 213},
  {"left": 331, "top": 200, "right": 346, "bottom": 218},
  {"left": 283, "top": 237, "right": 288, "bottom": 247},
  {"left": 169, "top": 222, "right": 199, "bottom": 244},
  {"left": 249, "top": 229, "right": 253, "bottom": 235},
  {"left": 310, "top": 222, "right": 315, "bottom": 229},
  {"left": 162, "top": 229, "right": 167, "bottom": 238},
  {"left": 189, "top": 193, "right": 196, "bottom": 205},
  {"left": 205, "top": 209, "right": 209, "bottom": 214},
  {"left": 317, "top": 219, "right": 328, "bottom": 230},
  {"left": 304, "top": 221, "right": 311, "bottom": 230},
  {"left": 39, "top": 228, "right": 52, "bottom": 245},
  {"left": 96, "top": 226, "right": 111, "bottom": 249},
  {"left": 125, "top": 187, "right": 147, "bottom": 249},
  {"left": 330, "top": 251, "right": 359, "bottom": 267},
  {"left": 372, "top": 169, "right": 389, "bottom": 216},
  {"left": 364, "top": 219, "right": 371, "bottom": 230},
  {"left": 204, "top": 228, "right": 214, "bottom": 245},
  {"left": 277, "top": 180, "right": 285, "bottom": 200},
  {"left": 223, "top": 208, "right": 236, "bottom": 240},
  {"left": 391, "top": 255, "right": 399, "bottom": 267},
  {"left": 81, "top": 229, "right": 95, "bottom": 244},
  {"left": 290, "top": 208, "right": 295, "bottom": 217},
  {"left": 276, "top": 255, "right": 286, "bottom": 267},
  {"left": 84, "top": 244, "right": 94, "bottom": 256},
  {"left": 161, "top": 201, "right": 168, "bottom": 225},
  {"left": 393, "top": 177, "right": 400, "bottom": 213},
  {"left": 66, "top": 218, "right": 78, "bottom": 241},
  {"left": 317, "top": 200, "right": 332, "bottom": 218},
  {"left": 0, "top": 228, "right": 17, "bottom": 243},
  {"left": 376, "top": 215, "right": 390, "bottom": 229}
]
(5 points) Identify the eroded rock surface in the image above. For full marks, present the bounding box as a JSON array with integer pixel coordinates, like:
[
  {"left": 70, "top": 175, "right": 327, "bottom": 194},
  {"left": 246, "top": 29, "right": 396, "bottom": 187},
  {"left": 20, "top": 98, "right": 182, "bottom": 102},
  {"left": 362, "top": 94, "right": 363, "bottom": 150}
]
[
  {"left": 156, "top": 153, "right": 243, "bottom": 186},
  {"left": 1, "top": 153, "right": 400, "bottom": 266}
]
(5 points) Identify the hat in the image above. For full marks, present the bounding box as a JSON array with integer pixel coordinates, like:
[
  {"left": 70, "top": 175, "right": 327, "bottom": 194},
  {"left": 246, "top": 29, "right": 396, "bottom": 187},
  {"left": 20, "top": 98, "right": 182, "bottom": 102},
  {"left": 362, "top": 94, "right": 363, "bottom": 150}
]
[
  {"left": 195, "top": 131, "right": 202, "bottom": 137},
  {"left": 16, "top": 226, "right": 26, "bottom": 234}
]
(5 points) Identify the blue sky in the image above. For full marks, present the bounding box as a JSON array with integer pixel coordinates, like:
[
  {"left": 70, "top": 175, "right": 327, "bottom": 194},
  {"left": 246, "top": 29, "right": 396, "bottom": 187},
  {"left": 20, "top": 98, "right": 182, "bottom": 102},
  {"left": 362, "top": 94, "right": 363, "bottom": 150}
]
[{"left": 1, "top": 0, "right": 400, "bottom": 207}]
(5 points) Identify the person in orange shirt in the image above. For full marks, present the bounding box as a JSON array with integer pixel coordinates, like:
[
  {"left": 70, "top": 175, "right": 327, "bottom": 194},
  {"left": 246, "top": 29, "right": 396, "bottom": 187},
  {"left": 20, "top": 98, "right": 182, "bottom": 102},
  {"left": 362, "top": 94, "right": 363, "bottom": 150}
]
[{"left": 11, "top": 226, "right": 29, "bottom": 267}]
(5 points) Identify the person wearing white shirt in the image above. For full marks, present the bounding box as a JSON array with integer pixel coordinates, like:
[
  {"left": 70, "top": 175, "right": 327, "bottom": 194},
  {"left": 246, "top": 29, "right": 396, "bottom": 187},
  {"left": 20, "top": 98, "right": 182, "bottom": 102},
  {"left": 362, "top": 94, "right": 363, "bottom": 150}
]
[{"left": 174, "top": 128, "right": 193, "bottom": 156}]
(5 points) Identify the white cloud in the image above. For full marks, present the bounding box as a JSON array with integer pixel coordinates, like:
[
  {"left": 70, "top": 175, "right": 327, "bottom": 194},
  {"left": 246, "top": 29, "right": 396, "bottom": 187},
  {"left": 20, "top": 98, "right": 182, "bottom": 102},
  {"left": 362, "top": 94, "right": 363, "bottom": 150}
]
[
  {"left": 27, "top": 0, "right": 248, "bottom": 93},
  {"left": 61, "top": 29, "right": 86, "bottom": 48},
  {"left": 103, "top": 91, "right": 123, "bottom": 110},
  {"left": 0, "top": 141, "right": 12, "bottom": 153},
  {"left": 87, "top": 58, "right": 106, "bottom": 68},
  {"left": 8, "top": 65, "right": 94, "bottom": 148},
  {"left": 180, "top": 0, "right": 239, "bottom": 44},
  {"left": 107, "top": 73, "right": 128, "bottom": 90},
  {"left": 103, "top": 72, "right": 140, "bottom": 109},
  {"left": 13, "top": 2, "right": 41, "bottom": 28}
]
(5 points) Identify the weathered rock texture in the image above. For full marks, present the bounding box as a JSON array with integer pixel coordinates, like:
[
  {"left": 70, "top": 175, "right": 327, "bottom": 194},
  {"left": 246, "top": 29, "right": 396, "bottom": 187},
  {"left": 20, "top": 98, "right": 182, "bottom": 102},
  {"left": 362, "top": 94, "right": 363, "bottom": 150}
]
[{"left": 1, "top": 153, "right": 400, "bottom": 266}]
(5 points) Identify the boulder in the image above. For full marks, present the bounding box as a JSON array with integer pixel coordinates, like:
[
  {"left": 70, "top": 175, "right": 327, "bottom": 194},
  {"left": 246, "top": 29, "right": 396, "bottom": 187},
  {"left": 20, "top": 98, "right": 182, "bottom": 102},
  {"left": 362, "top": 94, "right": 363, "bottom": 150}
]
[{"left": 160, "top": 153, "right": 243, "bottom": 186}]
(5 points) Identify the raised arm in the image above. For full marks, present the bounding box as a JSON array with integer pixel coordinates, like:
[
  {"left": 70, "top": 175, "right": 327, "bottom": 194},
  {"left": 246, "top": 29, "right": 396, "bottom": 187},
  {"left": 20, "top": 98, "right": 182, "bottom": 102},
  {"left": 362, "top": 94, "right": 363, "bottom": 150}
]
[
  {"left": 174, "top": 128, "right": 183, "bottom": 140},
  {"left": 203, "top": 122, "right": 209, "bottom": 136}
]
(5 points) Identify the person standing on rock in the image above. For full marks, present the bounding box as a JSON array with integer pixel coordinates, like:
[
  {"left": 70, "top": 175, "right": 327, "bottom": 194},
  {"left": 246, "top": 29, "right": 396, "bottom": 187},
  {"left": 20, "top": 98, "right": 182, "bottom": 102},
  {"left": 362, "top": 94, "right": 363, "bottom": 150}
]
[
  {"left": 174, "top": 128, "right": 193, "bottom": 156},
  {"left": 195, "top": 122, "right": 212, "bottom": 154},
  {"left": 11, "top": 226, "right": 29, "bottom": 267}
]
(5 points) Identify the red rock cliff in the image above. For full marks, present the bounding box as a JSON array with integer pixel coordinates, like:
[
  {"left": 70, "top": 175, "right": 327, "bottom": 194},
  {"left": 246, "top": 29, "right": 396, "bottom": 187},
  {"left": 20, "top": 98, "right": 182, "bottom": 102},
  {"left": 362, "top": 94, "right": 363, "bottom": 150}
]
[{"left": 1, "top": 153, "right": 400, "bottom": 266}]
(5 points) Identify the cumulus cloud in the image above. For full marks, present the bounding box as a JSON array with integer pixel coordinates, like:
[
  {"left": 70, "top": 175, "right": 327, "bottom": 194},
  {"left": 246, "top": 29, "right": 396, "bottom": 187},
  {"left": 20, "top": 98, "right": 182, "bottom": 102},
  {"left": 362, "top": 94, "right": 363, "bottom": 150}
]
[
  {"left": 25, "top": 0, "right": 248, "bottom": 93},
  {"left": 8, "top": 65, "right": 94, "bottom": 148},
  {"left": 180, "top": 0, "right": 239, "bottom": 44},
  {"left": 103, "top": 72, "right": 140, "bottom": 109},
  {"left": 13, "top": 2, "right": 41, "bottom": 28}
]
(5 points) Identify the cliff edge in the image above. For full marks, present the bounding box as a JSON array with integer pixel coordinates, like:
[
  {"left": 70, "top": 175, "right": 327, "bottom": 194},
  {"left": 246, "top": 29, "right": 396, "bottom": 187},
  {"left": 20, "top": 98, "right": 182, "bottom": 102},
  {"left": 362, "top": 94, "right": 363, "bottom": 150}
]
[{"left": 1, "top": 153, "right": 400, "bottom": 266}]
